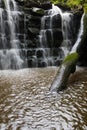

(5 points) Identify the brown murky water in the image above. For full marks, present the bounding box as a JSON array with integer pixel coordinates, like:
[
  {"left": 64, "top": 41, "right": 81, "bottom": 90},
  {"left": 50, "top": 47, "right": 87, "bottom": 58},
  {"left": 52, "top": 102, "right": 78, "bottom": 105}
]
[{"left": 0, "top": 67, "right": 87, "bottom": 130}]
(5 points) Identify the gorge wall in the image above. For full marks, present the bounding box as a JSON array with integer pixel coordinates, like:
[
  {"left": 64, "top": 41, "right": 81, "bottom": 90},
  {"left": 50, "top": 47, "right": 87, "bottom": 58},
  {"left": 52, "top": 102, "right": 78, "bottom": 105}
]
[{"left": 0, "top": 0, "right": 86, "bottom": 69}]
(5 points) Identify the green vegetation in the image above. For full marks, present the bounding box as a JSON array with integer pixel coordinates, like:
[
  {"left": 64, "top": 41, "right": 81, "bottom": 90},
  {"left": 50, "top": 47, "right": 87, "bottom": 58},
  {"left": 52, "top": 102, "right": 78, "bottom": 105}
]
[
  {"left": 84, "top": 4, "right": 87, "bottom": 12},
  {"left": 50, "top": 0, "right": 87, "bottom": 12},
  {"left": 50, "top": 0, "right": 67, "bottom": 4},
  {"left": 63, "top": 53, "right": 79, "bottom": 64}
]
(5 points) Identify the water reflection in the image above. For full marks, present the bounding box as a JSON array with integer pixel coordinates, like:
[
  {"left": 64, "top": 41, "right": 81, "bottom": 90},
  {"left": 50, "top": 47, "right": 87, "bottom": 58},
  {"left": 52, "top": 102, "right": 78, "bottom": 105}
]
[{"left": 0, "top": 67, "right": 87, "bottom": 130}]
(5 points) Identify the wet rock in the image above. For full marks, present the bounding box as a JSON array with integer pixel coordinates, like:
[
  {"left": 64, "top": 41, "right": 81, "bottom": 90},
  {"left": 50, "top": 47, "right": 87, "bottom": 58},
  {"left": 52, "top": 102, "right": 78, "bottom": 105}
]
[
  {"left": 36, "top": 49, "right": 45, "bottom": 58},
  {"left": 72, "top": 11, "right": 84, "bottom": 39},
  {"left": 27, "top": 56, "right": 37, "bottom": 67},
  {"left": 46, "top": 29, "right": 63, "bottom": 48},
  {"left": 4, "top": 21, "right": 11, "bottom": 37},
  {"left": 28, "top": 15, "right": 41, "bottom": 28},
  {"left": 27, "top": 49, "right": 35, "bottom": 57},
  {"left": 30, "top": 7, "right": 45, "bottom": 16},
  {"left": 52, "top": 14, "right": 61, "bottom": 29},
  {"left": 0, "top": 0, "right": 5, "bottom": 8},
  {"left": 54, "top": 58, "right": 63, "bottom": 66},
  {"left": 28, "top": 27, "right": 40, "bottom": 36},
  {"left": 41, "top": 2, "right": 52, "bottom": 10},
  {"left": 53, "top": 29, "right": 63, "bottom": 47},
  {"left": 52, "top": 48, "right": 64, "bottom": 57},
  {"left": 15, "top": 0, "right": 25, "bottom": 6},
  {"left": 38, "top": 59, "right": 48, "bottom": 67}
]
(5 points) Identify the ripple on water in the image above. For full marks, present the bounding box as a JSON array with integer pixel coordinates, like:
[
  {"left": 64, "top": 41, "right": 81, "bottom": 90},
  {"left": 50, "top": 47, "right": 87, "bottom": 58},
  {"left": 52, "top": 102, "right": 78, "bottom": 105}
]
[{"left": 0, "top": 67, "right": 87, "bottom": 130}]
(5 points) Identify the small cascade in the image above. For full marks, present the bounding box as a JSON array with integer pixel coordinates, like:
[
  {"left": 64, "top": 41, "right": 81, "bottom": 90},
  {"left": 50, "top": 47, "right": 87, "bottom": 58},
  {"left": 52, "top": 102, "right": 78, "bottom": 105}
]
[
  {"left": 38, "top": 4, "right": 73, "bottom": 67},
  {"left": 50, "top": 13, "right": 84, "bottom": 92},
  {"left": 38, "top": 15, "right": 54, "bottom": 67},
  {"left": 71, "top": 13, "right": 84, "bottom": 53},
  {"left": 0, "top": 0, "right": 26, "bottom": 69}
]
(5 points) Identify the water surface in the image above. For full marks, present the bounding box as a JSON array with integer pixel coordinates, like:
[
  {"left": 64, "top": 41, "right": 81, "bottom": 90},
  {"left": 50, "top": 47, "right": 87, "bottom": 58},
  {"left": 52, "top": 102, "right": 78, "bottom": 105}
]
[{"left": 0, "top": 67, "right": 87, "bottom": 130}]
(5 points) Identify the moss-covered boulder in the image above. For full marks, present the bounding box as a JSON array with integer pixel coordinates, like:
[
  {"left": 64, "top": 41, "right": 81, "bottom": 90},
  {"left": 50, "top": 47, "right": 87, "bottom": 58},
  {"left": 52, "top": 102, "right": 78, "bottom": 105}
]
[{"left": 50, "top": 52, "right": 79, "bottom": 92}]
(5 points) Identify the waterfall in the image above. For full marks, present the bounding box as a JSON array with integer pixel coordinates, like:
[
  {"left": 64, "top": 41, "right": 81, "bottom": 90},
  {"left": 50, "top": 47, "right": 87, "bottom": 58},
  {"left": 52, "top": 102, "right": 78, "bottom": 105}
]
[
  {"left": 0, "top": 2, "right": 82, "bottom": 69},
  {"left": 71, "top": 13, "right": 85, "bottom": 53},
  {"left": 50, "top": 13, "right": 84, "bottom": 92},
  {"left": 49, "top": 4, "right": 73, "bottom": 56},
  {"left": 39, "top": 4, "right": 73, "bottom": 67},
  {"left": 0, "top": 0, "right": 25, "bottom": 69},
  {"left": 39, "top": 15, "right": 54, "bottom": 67}
]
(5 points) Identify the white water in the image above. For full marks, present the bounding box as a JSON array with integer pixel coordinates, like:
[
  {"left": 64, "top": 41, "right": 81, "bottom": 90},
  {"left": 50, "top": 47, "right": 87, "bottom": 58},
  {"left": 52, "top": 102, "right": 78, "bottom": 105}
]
[
  {"left": 52, "top": 4, "right": 73, "bottom": 56},
  {"left": 0, "top": 0, "right": 23, "bottom": 69},
  {"left": 39, "top": 4, "right": 73, "bottom": 67},
  {"left": 71, "top": 13, "right": 85, "bottom": 53},
  {"left": 39, "top": 15, "right": 54, "bottom": 66}
]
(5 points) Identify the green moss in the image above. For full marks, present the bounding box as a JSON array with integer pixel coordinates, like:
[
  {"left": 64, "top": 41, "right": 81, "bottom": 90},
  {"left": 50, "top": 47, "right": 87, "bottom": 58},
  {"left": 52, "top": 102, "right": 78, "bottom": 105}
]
[
  {"left": 50, "top": 0, "right": 67, "bottom": 4},
  {"left": 67, "top": 0, "right": 84, "bottom": 6},
  {"left": 50, "top": 0, "right": 59, "bottom": 4},
  {"left": 50, "top": 0, "right": 87, "bottom": 11},
  {"left": 63, "top": 53, "right": 79, "bottom": 64},
  {"left": 35, "top": 9, "right": 45, "bottom": 15},
  {"left": 84, "top": 4, "right": 87, "bottom": 12}
]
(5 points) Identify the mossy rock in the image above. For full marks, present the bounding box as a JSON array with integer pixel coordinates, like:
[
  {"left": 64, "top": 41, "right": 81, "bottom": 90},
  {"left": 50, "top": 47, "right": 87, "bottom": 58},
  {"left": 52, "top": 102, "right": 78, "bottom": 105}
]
[{"left": 63, "top": 53, "right": 79, "bottom": 64}]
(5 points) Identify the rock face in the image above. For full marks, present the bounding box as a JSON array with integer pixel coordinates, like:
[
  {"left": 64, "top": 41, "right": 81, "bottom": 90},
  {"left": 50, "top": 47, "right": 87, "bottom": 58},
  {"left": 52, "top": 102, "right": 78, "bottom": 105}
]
[
  {"left": 0, "top": 0, "right": 85, "bottom": 68},
  {"left": 16, "top": 1, "right": 85, "bottom": 67},
  {"left": 77, "top": 14, "right": 87, "bottom": 66}
]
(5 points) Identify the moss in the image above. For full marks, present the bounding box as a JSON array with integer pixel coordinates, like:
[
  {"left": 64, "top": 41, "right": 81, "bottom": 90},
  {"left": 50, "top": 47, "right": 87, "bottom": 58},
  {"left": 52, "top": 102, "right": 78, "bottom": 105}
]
[
  {"left": 50, "top": 0, "right": 87, "bottom": 11},
  {"left": 50, "top": 0, "right": 67, "bottom": 4},
  {"left": 67, "top": 0, "right": 83, "bottom": 6},
  {"left": 83, "top": 4, "right": 87, "bottom": 12},
  {"left": 36, "top": 9, "right": 44, "bottom": 14},
  {"left": 63, "top": 52, "right": 79, "bottom": 64}
]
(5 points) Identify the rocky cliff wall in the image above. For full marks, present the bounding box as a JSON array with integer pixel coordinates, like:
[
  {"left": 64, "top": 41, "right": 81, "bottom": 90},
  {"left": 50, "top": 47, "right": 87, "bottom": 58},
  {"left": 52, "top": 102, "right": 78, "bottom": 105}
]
[{"left": 0, "top": 0, "right": 85, "bottom": 68}]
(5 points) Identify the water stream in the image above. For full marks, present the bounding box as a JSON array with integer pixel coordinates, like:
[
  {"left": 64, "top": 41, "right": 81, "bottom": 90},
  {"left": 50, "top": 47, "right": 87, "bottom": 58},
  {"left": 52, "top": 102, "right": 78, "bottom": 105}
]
[{"left": 0, "top": 67, "right": 87, "bottom": 129}]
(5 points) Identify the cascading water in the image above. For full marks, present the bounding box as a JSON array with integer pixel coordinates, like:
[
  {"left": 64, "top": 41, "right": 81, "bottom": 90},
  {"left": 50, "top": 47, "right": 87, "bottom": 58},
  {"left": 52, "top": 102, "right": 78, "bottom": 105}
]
[
  {"left": 0, "top": 0, "right": 26, "bottom": 69},
  {"left": 0, "top": 2, "right": 82, "bottom": 69},
  {"left": 50, "top": 13, "right": 84, "bottom": 92},
  {"left": 71, "top": 13, "right": 85, "bottom": 53},
  {"left": 39, "top": 15, "right": 54, "bottom": 67},
  {"left": 39, "top": 4, "right": 73, "bottom": 66}
]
